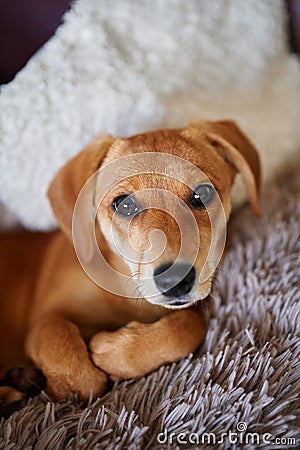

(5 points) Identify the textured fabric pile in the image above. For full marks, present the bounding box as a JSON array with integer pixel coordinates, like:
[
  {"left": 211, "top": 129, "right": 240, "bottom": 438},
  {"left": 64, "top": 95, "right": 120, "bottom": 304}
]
[
  {"left": 0, "top": 162, "right": 299, "bottom": 449},
  {"left": 0, "top": 0, "right": 300, "bottom": 230}
]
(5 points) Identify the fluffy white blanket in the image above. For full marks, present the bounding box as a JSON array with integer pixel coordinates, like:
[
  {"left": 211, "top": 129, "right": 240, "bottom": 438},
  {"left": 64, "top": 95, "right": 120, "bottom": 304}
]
[{"left": 0, "top": 0, "right": 299, "bottom": 230}]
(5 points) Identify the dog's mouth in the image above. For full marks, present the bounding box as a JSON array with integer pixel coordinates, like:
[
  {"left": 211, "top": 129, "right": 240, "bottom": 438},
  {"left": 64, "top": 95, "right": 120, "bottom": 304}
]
[
  {"left": 144, "top": 289, "right": 210, "bottom": 310},
  {"left": 166, "top": 299, "right": 188, "bottom": 306},
  {"left": 161, "top": 296, "right": 197, "bottom": 308}
]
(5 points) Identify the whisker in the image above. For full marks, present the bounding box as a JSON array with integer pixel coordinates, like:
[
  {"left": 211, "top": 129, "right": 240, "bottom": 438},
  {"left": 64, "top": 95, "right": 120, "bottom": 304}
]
[
  {"left": 126, "top": 268, "right": 162, "bottom": 317},
  {"left": 133, "top": 284, "right": 148, "bottom": 313},
  {"left": 125, "top": 269, "right": 141, "bottom": 292}
]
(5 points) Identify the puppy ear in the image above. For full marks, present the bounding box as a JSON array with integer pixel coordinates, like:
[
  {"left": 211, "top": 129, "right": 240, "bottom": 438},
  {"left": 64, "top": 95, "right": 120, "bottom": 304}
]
[
  {"left": 192, "top": 120, "right": 261, "bottom": 216},
  {"left": 47, "top": 134, "right": 114, "bottom": 240}
]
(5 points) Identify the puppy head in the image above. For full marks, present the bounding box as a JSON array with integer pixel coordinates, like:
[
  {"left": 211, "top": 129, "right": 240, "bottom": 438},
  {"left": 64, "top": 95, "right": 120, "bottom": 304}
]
[{"left": 48, "top": 121, "right": 260, "bottom": 308}]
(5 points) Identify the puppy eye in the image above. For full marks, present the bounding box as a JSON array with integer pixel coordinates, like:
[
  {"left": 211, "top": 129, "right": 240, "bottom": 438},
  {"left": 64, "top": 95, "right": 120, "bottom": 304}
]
[
  {"left": 112, "top": 195, "right": 141, "bottom": 217},
  {"left": 190, "top": 184, "right": 216, "bottom": 208}
]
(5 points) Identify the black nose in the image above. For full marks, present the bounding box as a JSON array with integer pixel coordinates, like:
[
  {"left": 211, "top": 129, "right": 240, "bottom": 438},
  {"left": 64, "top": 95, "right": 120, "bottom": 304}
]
[{"left": 153, "top": 262, "right": 195, "bottom": 297}]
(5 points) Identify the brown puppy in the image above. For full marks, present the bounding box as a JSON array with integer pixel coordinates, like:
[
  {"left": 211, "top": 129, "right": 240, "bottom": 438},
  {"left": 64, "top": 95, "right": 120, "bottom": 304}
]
[{"left": 0, "top": 120, "right": 260, "bottom": 404}]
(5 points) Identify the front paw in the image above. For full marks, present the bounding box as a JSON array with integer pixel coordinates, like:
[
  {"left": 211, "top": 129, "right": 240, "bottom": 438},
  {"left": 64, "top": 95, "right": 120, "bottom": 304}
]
[
  {"left": 90, "top": 312, "right": 205, "bottom": 381},
  {"left": 45, "top": 363, "right": 107, "bottom": 402},
  {"left": 90, "top": 322, "right": 150, "bottom": 381}
]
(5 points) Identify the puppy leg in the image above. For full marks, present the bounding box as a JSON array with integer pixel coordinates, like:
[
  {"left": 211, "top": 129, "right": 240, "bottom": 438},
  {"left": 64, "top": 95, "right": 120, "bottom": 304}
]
[
  {"left": 0, "top": 365, "right": 45, "bottom": 418},
  {"left": 26, "top": 317, "right": 107, "bottom": 401},
  {"left": 0, "top": 386, "right": 25, "bottom": 418},
  {"left": 90, "top": 309, "right": 205, "bottom": 381}
]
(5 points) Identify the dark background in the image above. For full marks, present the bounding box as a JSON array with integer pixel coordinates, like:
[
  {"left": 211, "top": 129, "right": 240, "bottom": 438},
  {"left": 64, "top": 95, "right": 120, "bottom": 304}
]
[
  {"left": 0, "top": 0, "right": 71, "bottom": 85},
  {"left": 0, "top": 0, "right": 299, "bottom": 86}
]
